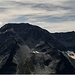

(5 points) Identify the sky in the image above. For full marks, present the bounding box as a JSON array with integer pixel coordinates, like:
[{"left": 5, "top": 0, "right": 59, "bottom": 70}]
[{"left": 0, "top": 0, "right": 75, "bottom": 32}]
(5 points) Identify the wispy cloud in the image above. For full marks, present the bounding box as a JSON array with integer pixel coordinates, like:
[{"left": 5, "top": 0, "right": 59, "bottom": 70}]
[{"left": 0, "top": 0, "right": 75, "bottom": 32}]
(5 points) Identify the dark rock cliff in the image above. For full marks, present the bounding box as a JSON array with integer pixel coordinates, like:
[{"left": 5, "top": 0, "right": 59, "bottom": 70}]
[{"left": 0, "top": 23, "right": 75, "bottom": 74}]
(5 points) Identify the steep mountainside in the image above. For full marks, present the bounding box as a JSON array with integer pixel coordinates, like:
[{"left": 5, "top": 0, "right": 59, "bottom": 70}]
[
  {"left": 0, "top": 23, "right": 75, "bottom": 74},
  {"left": 0, "top": 23, "right": 67, "bottom": 51},
  {"left": 53, "top": 31, "right": 75, "bottom": 52}
]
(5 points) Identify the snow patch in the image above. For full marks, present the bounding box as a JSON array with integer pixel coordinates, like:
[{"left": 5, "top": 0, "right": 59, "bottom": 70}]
[
  {"left": 67, "top": 51, "right": 75, "bottom": 59},
  {"left": 33, "top": 51, "right": 40, "bottom": 54}
]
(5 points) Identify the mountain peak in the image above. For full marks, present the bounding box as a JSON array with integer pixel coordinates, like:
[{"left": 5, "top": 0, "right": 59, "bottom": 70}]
[{"left": 0, "top": 23, "right": 75, "bottom": 74}]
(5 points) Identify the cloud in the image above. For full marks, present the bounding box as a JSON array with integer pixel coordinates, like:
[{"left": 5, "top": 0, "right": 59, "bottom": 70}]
[{"left": 0, "top": 0, "right": 75, "bottom": 32}]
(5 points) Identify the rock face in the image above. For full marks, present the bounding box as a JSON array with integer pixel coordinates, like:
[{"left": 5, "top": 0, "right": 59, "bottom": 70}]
[{"left": 0, "top": 23, "right": 75, "bottom": 74}]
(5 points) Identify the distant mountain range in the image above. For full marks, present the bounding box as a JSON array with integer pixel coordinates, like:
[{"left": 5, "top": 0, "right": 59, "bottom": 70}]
[{"left": 0, "top": 23, "right": 75, "bottom": 74}]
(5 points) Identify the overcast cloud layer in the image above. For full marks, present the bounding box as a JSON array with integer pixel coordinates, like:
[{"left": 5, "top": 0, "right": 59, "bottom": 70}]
[{"left": 0, "top": 0, "right": 75, "bottom": 32}]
